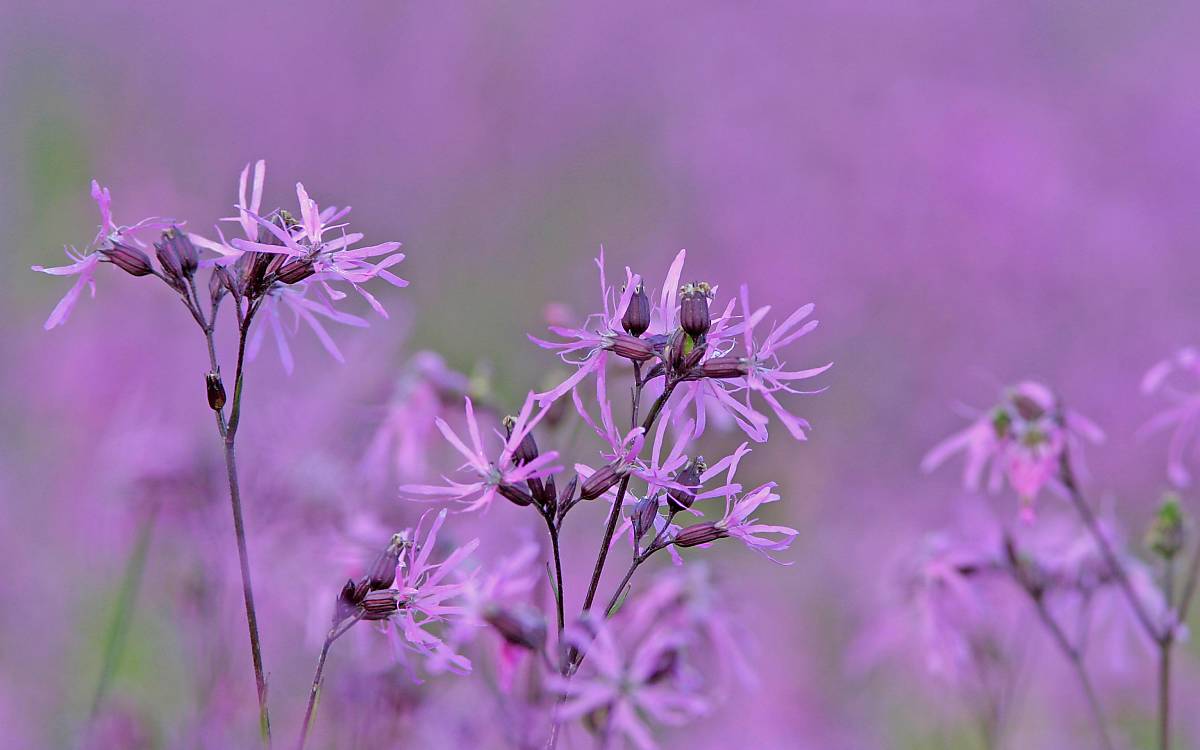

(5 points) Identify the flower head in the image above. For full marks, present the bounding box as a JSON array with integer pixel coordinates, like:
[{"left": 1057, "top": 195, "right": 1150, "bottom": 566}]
[
  {"left": 33, "top": 180, "right": 174, "bottom": 329},
  {"left": 550, "top": 615, "right": 707, "bottom": 750},
  {"left": 922, "top": 381, "right": 1104, "bottom": 520},
  {"left": 401, "top": 393, "right": 562, "bottom": 512}
]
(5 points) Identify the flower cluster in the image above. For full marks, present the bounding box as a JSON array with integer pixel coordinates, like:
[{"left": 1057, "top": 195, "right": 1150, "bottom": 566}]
[
  {"left": 34, "top": 162, "right": 406, "bottom": 373},
  {"left": 401, "top": 248, "right": 826, "bottom": 747},
  {"left": 891, "top": 371, "right": 1198, "bottom": 749}
]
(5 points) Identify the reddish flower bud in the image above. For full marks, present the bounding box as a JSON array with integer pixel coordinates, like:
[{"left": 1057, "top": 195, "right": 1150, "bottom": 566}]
[
  {"left": 673, "top": 523, "right": 726, "bottom": 548},
  {"left": 335, "top": 578, "right": 358, "bottom": 623},
  {"left": 275, "top": 258, "right": 315, "bottom": 285},
  {"left": 631, "top": 495, "right": 660, "bottom": 542},
  {"left": 606, "top": 333, "right": 656, "bottom": 362},
  {"left": 580, "top": 463, "right": 623, "bottom": 501},
  {"left": 503, "top": 415, "right": 539, "bottom": 465},
  {"left": 621, "top": 283, "right": 651, "bottom": 337},
  {"left": 361, "top": 589, "right": 400, "bottom": 620},
  {"left": 666, "top": 457, "right": 706, "bottom": 512},
  {"left": 679, "top": 282, "right": 712, "bottom": 338},
  {"left": 484, "top": 605, "right": 547, "bottom": 650},
  {"left": 205, "top": 372, "right": 226, "bottom": 411},
  {"left": 367, "top": 534, "right": 406, "bottom": 591},
  {"left": 498, "top": 482, "right": 535, "bottom": 507},
  {"left": 100, "top": 241, "right": 154, "bottom": 277},
  {"left": 353, "top": 577, "right": 372, "bottom": 603},
  {"left": 700, "top": 356, "right": 747, "bottom": 379}
]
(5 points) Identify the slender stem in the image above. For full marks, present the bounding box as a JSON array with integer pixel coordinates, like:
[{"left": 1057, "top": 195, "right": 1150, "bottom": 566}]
[
  {"left": 546, "top": 517, "right": 566, "bottom": 635},
  {"left": 1005, "top": 533, "right": 1114, "bottom": 750},
  {"left": 222, "top": 422, "right": 271, "bottom": 743},
  {"left": 1060, "top": 458, "right": 1162, "bottom": 642},
  {"left": 603, "top": 558, "right": 640, "bottom": 618},
  {"left": 1026, "top": 587, "right": 1115, "bottom": 750},
  {"left": 88, "top": 507, "right": 157, "bottom": 720},
  {"left": 602, "top": 513, "right": 676, "bottom": 618},
  {"left": 296, "top": 615, "right": 361, "bottom": 750},
  {"left": 579, "top": 384, "right": 675, "bottom": 614},
  {"left": 190, "top": 285, "right": 271, "bottom": 744},
  {"left": 1177, "top": 542, "right": 1200, "bottom": 625},
  {"left": 1159, "top": 556, "right": 1176, "bottom": 750}
]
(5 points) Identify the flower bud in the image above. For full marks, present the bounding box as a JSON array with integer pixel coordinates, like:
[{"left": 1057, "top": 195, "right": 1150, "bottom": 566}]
[
  {"left": 580, "top": 463, "right": 623, "bottom": 501},
  {"left": 621, "top": 283, "right": 651, "bottom": 337},
  {"left": 154, "top": 235, "right": 186, "bottom": 290},
  {"left": 171, "top": 228, "right": 199, "bottom": 275},
  {"left": 484, "top": 605, "right": 547, "bottom": 650},
  {"left": 665, "top": 328, "right": 689, "bottom": 373},
  {"left": 503, "top": 415, "right": 539, "bottom": 465},
  {"left": 679, "top": 282, "right": 712, "bottom": 338},
  {"left": 498, "top": 482, "right": 535, "bottom": 507},
  {"left": 666, "top": 457, "right": 706, "bottom": 512},
  {"left": 335, "top": 578, "right": 358, "bottom": 623},
  {"left": 353, "top": 577, "right": 372, "bottom": 603},
  {"left": 606, "top": 333, "right": 655, "bottom": 363},
  {"left": 361, "top": 589, "right": 399, "bottom": 620},
  {"left": 700, "top": 356, "right": 747, "bottom": 379},
  {"left": 1010, "top": 392, "right": 1046, "bottom": 421},
  {"left": 367, "top": 534, "right": 406, "bottom": 590},
  {"left": 209, "top": 265, "right": 236, "bottom": 304},
  {"left": 275, "top": 258, "right": 315, "bottom": 285},
  {"left": 673, "top": 523, "right": 726, "bottom": 548},
  {"left": 631, "top": 495, "right": 660, "bottom": 542},
  {"left": 1147, "top": 493, "right": 1186, "bottom": 560},
  {"left": 155, "top": 228, "right": 198, "bottom": 282},
  {"left": 534, "top": 473, "right": 558, "bottom": 513},
  {"left": 205, "top": 372, "right": 226, "bottom": 411},
  {"left": 556, "top": 475, "right": 579, "bottom": 522},
  {"left": 100, "top": 241, "right": 154, "bottom": 277}
]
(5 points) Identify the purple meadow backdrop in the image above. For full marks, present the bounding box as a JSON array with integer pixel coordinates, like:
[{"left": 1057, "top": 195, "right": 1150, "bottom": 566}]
[{"left": 2, "top": 2, "right": 1200, "bottom": 749}]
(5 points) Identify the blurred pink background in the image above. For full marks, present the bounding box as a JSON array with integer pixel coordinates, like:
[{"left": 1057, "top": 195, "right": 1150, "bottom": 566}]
[{"left": 2, "top": 2, "right": 1199, "bottom": 748}]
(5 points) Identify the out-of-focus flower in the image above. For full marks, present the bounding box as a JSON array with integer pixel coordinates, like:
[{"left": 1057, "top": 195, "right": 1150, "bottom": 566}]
[
  {"left": 400, "top": 393, "right": 562, "bottom": 512},
  {"left": 362, "top": 352, "right": 474, "bottom": 488},
  {"left": 550, "top": 615, "right": 708, "bottom": 750},
  {"left": 32, "top": 180, "right": 174, "bottom": 329},
  {"left": 922, "top": 381, "right": 1105, "bottom": 520},
  {"left": 1140, "top": 347, "right": 1200, "bottom": 486}
]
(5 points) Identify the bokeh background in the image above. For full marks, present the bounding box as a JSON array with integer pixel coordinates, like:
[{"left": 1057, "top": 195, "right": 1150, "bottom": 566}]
[{"left": 3, "top": 1, "right": 1199, "bottom": 748}]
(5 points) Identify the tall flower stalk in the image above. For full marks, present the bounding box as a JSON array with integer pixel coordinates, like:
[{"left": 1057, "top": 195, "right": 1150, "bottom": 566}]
[
  {"left": 919, "top": 379, "right": 1198, "bottom": 749},
  {"left": 404, "top": 248, "right": 829, "bottom": 748},
  {"left": 34, "top": 163, "right": 405, "bottom": 745}
]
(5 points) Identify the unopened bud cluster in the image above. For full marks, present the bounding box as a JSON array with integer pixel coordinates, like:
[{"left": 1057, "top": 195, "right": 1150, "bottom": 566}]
[{"left": 335, "top": 533, "right": 409, "bottom": 624}]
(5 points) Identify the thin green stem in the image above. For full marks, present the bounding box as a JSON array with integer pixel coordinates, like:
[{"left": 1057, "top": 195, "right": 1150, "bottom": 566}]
[
  {"left": 1006, "top": 533, "right": 1114, "bottom": 750},
  {"left": 579, "top": 383, "right": 675, "bottom": 614},
  {"left": 296, "top": 615, "right": 362, "bottom": 750},
  {"left": 1060, "top": 458, "right": 1161, "bottom": 643}
]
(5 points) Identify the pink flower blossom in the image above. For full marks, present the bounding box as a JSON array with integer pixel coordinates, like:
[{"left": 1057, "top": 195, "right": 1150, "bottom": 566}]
[
  {"left": 922, "top": 381, "right": 1105, "bottom": 520},
  {"left": 32, "top": 180, "right": 173, "bottom": 329},
  {"left": 711, "top": 285, "right": 831, "bottom": 441},
  {"left": 550, "top": 615, "right": 708, "bottom": 750},
  {"left": 381, "top": 510, "right": 480, "bottom": 676},
  {"left": 713, "top": 482, "right": 798, "bottom": 560},
  {"left": 400, "top": 393, "right": 562, "bottom": 512},
  {"left": 529, "top": 249, "right": 643, "bottom": 405}
]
